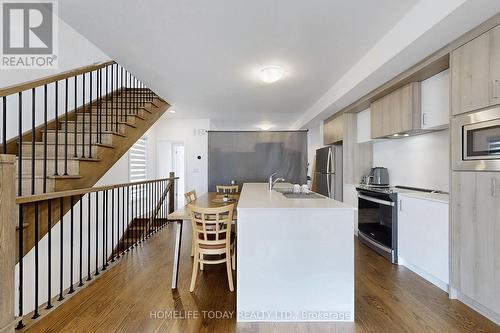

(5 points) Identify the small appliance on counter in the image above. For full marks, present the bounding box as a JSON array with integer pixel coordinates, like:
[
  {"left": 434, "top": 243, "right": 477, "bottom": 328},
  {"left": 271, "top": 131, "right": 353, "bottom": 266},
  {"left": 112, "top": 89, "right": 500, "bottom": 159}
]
[{"left": 363, "top": 167, "right": 389, "bottom": 186}]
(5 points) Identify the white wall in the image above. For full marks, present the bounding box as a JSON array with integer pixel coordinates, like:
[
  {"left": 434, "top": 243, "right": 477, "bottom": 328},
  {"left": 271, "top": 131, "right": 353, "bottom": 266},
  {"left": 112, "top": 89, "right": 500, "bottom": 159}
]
[
  {"left": 151, "top": 118, "right": 211, "bottom": 195},
  {"left": 0, "top": 16, "right": 109, "bottom": 87},
  {"left": 0, "top": 13, "right": 115, "bottom": 150},
  {"left": 373, "top": 130, "right": 449, "bottom": 192}
]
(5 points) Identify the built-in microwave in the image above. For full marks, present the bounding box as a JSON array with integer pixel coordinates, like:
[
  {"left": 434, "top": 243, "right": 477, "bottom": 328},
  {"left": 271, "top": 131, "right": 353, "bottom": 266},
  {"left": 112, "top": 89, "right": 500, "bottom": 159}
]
[{"left": 452, "top": 106, "right": 500, "bottom": 171}]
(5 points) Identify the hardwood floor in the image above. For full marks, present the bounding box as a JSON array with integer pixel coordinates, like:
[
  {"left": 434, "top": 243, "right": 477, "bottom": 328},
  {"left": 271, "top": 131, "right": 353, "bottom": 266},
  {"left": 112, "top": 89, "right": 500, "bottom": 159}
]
[{"left": 25, "top": 223, "right": 499, "bottom": 333}]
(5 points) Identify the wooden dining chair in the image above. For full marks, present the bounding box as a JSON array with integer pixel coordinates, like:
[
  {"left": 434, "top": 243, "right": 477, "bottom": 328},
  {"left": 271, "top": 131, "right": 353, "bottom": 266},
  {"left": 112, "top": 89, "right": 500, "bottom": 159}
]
[
  {"left": 216, "top": 185, "right": 239, "bottom": 194},
  {"left": 184, "top": 190, "right": 197, "bottom": 203},
  {"left": 184, "top": 190, "right": 198, "bottom": 257},
  {"left": 188, "top": 203, "right": 236, "bottom": 292}
]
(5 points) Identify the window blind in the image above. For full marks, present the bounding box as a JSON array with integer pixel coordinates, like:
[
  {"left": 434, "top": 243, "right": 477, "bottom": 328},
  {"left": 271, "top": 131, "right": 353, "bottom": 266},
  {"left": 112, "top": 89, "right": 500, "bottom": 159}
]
[{"left": 129, "top": 136, "right": 148, "bottom": 182}]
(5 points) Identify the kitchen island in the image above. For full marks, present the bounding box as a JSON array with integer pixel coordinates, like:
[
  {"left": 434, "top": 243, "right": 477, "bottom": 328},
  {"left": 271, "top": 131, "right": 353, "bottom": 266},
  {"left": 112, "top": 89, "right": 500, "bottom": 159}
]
[{"left": 236, "top": 183, "right": 355, "bottom": 322}]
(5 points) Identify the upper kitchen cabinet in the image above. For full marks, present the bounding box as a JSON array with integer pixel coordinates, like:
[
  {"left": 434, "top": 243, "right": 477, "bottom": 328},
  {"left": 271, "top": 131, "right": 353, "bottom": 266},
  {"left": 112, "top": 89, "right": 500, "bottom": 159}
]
[
  {"left": 421, "top": 69, "right": 450, "bottom": 130},
  {"left": 451, "top": 24, "right": 500, "bottom": 115},
  {"left": 370, "top": 82, "right": 422, "bottom": 139},
  {"left": 324, "top": 114, "right": 343, "bottom": 144}
]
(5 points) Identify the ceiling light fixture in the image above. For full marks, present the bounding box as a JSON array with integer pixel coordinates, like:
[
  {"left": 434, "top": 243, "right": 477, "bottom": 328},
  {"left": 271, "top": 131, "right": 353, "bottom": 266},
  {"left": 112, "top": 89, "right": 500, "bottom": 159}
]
[
  {"left": 169, "top": 109, "right": 176, "bottom": 114},
  {"left": 259, "top": 65, "right": 284, "bottom": 84},
  {"left": 393, "top": 134, "right": 400, "bottom": 137},
  {"left": 257, "top": 123, "right": 273, "bottom": 131}
]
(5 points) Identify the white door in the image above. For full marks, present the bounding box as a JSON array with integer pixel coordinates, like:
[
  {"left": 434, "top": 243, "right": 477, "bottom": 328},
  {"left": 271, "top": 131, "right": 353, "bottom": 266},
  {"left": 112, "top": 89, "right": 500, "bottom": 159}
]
[{"left": 172, "top": 143, "right": 185, "bottom": 206}]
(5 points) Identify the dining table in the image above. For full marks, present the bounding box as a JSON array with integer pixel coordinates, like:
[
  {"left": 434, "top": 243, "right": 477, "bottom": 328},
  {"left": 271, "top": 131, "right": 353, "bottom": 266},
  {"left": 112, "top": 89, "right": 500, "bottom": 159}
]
[{"left": 167, "top": 192, "right": 239, "bottom": 289}]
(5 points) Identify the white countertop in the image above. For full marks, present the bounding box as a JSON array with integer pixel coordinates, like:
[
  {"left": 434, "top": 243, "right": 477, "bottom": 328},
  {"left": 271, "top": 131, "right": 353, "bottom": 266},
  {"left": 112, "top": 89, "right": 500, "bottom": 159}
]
[
  {"left": 237, "top": 183, "right": 355, "bottom": 210},
  {"left": 396, "top": 189, "right": 449, "bottom": 204}
]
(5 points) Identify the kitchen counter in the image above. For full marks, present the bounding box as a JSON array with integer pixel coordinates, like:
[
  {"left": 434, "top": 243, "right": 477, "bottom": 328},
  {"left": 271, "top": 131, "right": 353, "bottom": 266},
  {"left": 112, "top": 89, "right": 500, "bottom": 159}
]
[
  {"left": 236, "top": 183, "right": 355, "bottom": 322},
  {"left": 396, "top": 189, "right": 449, "bottom": 204},
  {"left": 238, "top": 183, "right": 354, "bottom": 210}
]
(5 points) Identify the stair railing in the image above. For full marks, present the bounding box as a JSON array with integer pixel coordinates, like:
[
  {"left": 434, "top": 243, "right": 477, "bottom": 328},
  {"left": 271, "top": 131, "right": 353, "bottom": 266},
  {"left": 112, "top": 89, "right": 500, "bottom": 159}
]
[
  {"left": 0, "top": 165, "right": 177, "bottom": 330},
  {"left": 0, "top": 60, "right": 156, "bottom": 196}
]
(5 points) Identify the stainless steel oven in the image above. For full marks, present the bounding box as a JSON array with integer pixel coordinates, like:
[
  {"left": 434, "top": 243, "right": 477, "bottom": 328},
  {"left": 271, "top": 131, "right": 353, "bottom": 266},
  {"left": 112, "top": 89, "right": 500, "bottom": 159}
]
[
  {"left": 356, "top": 187, "right": 398, "bottom": 263},
  {"left": 452, "top": 106, "right": 500, "bottom": 171}
]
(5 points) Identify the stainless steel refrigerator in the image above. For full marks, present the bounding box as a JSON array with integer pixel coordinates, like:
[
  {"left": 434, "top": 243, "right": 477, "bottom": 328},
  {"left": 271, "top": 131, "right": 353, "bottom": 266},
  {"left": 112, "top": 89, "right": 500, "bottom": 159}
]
[{"left": 315, "top": 145, "right": 343, "bottom": 200}]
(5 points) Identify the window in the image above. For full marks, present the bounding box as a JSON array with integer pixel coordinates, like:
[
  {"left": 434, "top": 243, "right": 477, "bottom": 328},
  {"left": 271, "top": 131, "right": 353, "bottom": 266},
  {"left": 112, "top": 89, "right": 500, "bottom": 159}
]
[{"left": 129, "top": 136, "right": 148, "bottom": 182}]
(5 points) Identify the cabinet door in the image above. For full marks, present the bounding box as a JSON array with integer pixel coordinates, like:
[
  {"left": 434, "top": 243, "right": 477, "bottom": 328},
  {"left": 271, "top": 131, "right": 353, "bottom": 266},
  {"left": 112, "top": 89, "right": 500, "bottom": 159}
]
[
  {"left": 490, "top": 25, "right": 500, "bottom": 105},
  {"left": 370, "top": 97, "right": 387, "bottom": 138},
  {"left": 324, "top": 115, "right": 343, "bottom": 144},
  {"left": 421, "top": 69, "right": 450, "bottom": 129},
  {"left": 451, "top": 32, "right": 491, "bottom": 115},
  {"left": 398, "top": 196, "right": 449, "bottom": 288},
  {"left": 451, "top": 172, "right": 500, "bottom": 313}
]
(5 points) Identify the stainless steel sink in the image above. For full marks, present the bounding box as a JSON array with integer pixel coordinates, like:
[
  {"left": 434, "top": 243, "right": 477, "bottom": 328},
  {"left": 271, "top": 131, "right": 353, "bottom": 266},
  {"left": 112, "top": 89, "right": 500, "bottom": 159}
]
[{"left": 282, "top": 192, "right": 325, "bottom": 199}]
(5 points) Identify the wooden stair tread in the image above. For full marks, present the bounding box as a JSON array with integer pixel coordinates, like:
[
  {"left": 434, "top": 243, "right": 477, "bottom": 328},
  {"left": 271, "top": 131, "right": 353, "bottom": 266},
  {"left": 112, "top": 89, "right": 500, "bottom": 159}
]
[{"left": 47, "top": 175, "right": 83, "bottom": 179}]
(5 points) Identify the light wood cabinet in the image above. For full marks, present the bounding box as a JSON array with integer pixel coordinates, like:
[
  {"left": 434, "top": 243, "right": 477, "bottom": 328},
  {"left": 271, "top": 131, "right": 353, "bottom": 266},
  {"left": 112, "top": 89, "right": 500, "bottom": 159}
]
[
  {"left": 451, "top": 171, "right": 500, "bottom": 314},
  {"left": 370, "top": 82, "right": 421, "bottom": 139},
  {"left": 323, "top": 114, "right": 343, "bottom": 144},
  {"left": 451, "top": 24, "right": 500, "bottom": 115}
]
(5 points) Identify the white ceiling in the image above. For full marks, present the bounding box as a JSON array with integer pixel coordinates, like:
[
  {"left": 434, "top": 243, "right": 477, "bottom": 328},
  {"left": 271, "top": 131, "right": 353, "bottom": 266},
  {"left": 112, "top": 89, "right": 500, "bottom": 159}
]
[
  {"left": 58, "top": 0, "right": 500, "bottom": 130},
  {"left": 58, "top": 0, "right": 418, "bottom": 129}
]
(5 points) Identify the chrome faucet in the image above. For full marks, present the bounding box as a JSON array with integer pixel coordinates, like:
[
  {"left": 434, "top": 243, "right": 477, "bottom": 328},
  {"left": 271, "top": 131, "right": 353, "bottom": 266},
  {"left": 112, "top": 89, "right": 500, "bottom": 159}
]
[{"left": 269, "top": 172, "right": 285, "bottom": 190}]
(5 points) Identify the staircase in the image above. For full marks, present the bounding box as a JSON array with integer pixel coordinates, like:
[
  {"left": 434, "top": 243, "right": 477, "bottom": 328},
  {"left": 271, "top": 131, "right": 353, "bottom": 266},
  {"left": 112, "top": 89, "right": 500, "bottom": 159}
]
[{"left": 0, "top": 61, "right": 170, "bottom": 259}]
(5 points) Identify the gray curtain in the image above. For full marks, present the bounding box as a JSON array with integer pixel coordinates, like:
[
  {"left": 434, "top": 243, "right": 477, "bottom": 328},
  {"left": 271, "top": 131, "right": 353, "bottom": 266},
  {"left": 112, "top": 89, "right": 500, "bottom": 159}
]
[{"left": 208, "top": 131, "right": 308, "bottom": 191}]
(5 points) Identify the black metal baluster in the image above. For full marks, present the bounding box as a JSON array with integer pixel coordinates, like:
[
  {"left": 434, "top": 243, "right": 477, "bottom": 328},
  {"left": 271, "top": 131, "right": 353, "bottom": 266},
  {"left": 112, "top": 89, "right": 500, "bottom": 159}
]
[
  {"left": 95, "top": 191, "right": 99, "bottom": 276},
  {"left": 31, "top": 88, "right": 36, "bottom": 195},
  {"left": 126, "top": 186, "right": 130, "bottom": 252},
  {"left": 82, "top": 74, "right": 86, "bottom": 158},
  {"left": 87, "top": 193, "right": 92, "bottom": 281},
  {"left": 110, "top": 65, "right": 114, "bottom": 133},
  {"left": 32, "top": 202, "right": 40, "bottom": 319},
  {"left": 69, "top": 196, "right": 75, "bottom": 294},
  {"left": 116, "top": 187, "right": 120, "bottom": 259},
  {"left": 97, "top": 68, "right": 101, "bottom": 144},
  {"left": 133, "top": 184, "right": 136, "bottom": 247},
  {"left": 111, "top": 188, "right": 115, "bottom": 262},
  {"left": 89, "top": 71, "right": 93, "bottom": 158},
  {"left": 79, "top": 194, "right": 84, "bottom": 287},
  {"left": 142, "top": 183, "right": 145, "bottom": 242},
  {"left": 18, "top": 92, "right": 22, "bottom": 197},
  {"left": 46, "top": 200, "right": 53, "bottom": 309},
  {"left": 120, "top": 66, "right": 123, "bottom": 123},
  {"left": 106, "top": 66, "right": 109, "bottom": 132},
  {"left": 58, "top": 197, "right": 64, "bottom": 301},
  {"left": 43, "top": 85, "right": 48, "bottom": 193},
  {"left": 17, "top": 204, "right": 24, "bottom": 329},
  {"left": 74, "top": 76, "right": 78, "bottom": 157},
  {"left": 102, "top": 190, "right": 107, "bottom": 270},
  {"left": 2, "top": 96, "right": 6, "bottom": 153},
  {"left": 64, "top": 79, "right": 68, "bottom": 175},
  {"left": 120, "top": 67, "right": 127, "bottom": 122},
  {"left": 115, "top": 64, "right": 119, "bottom": 132},
  {"left": 122, "top": 186, "right": 125, "bottom": 255}
]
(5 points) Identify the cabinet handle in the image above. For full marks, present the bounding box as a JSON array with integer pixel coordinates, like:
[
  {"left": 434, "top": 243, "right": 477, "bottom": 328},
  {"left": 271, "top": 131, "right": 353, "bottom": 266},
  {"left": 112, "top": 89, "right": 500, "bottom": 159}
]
[
  {"left": 399, "top": 199, "right": 403, "bottom": 211},
  {"left": 422, "top": 113, "right": 427, "bottom": 126},
  {"left": 492, "top": 178, "right": 498, "bottom": 197}
]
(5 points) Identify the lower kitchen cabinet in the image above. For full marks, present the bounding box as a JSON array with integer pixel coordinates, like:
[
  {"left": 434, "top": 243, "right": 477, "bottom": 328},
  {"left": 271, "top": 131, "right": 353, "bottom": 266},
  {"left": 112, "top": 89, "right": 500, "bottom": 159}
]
[
  {"left": 398, "top": 194, "right": 449, "bottom": 292},
  {"left": 451, "top": 171, "right": 500, "bottom": 317}
]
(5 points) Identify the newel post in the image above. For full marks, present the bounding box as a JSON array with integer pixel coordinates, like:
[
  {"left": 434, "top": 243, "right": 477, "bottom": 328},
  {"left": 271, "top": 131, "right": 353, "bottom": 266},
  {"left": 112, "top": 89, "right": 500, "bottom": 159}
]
[
  {"left": 0, "top": 155, "right": 17, "bottom": 333},
  {"left": 168, "top": 172, "right": 175, "bottom": 214}
]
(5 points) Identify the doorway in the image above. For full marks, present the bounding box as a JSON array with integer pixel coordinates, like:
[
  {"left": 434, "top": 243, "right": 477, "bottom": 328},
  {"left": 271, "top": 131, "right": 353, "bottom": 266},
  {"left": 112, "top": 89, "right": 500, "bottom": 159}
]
[{"left": 157, "top": 140, "right": 185, "bottom": 207}]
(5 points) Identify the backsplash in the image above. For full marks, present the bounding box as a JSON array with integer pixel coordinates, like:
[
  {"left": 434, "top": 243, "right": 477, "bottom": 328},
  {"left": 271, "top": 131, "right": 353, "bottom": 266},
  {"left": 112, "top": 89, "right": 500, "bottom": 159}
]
[{"left": 372, "top": 130, "right": 449, "bottom": 192}]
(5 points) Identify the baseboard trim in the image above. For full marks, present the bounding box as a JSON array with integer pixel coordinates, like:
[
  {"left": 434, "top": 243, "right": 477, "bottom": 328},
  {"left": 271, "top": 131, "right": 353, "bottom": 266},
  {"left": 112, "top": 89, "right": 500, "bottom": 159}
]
[
  {"left": 398, "top": 257, "right": 449, "bottom": 293},
  {"left": 457, "top": 292, "right": 500, "bottom": 326}
]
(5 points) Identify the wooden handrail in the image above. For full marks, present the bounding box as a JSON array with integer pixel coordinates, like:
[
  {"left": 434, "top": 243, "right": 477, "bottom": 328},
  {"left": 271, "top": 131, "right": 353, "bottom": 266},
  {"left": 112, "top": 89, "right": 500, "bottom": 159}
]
[
  {"left": 0, "top": 60, "right": 115, "bottom": 97},
  {"left": 15, "top": 177, "right": 179, "bottom": 204}
]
